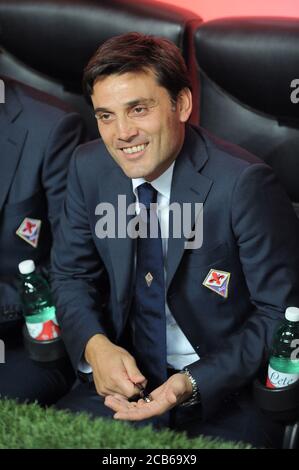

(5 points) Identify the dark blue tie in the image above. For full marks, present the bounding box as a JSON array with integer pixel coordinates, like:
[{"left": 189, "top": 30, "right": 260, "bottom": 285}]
[{"left": 132, "top": 182, "right": 167, "bottom": 393}]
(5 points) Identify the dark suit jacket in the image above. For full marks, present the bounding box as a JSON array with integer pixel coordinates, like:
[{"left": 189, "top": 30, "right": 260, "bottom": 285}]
[
  {"left": 51, "top": 125, "right": 299, "bottom": 420},
  {"left": 0, "top": 78, "right": 85, "bottom": 322}
]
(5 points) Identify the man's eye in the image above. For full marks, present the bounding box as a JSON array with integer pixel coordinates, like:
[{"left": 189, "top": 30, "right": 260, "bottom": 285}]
[
  {"left": 95, "top": 113, "right": 113, "bottom": 122},
  {"left": 131, "top": 106, "right": 148, "bottom": 116}
]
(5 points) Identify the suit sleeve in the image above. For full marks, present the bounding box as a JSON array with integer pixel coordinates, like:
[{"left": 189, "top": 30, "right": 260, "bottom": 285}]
[
  {"left": 51, "top": 151, "right": 108, "bottom": 371},
  {"left": 187, "top": 163, "right": 299, "bottom": 420}
]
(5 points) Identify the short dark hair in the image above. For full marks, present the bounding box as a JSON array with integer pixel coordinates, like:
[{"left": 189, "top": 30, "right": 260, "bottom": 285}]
[{"left": 83, "top": 32, "right": 191, "bottom": 102}]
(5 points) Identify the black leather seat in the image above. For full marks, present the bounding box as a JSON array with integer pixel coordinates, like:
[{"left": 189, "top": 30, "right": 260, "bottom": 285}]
[
  {"left": 0, "top": 0, "right": 202, "bottom": 138},
  {"left": 194, "top": 18, "right": 299, "bottom": 448},
  {"left": 193, "top": 17, "right": 299, "bottom": 218}
]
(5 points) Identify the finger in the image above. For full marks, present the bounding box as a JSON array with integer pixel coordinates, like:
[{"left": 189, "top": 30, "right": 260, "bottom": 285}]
[
  {"left": 92, "top": 365, "right": 130, "bottom": 397},
  {"left": 114, "top": 396, "right": 164, "bottom": 421},
  {"left": 106, "top": 364, "right": 146, "bottom": 398},
  {"left": 132, "top": 378, "right": 148, "bottom": 392},
  {"left": 106, "top": 375, "right": 140, "bottom": 398},
  {"left": 104, "top": 393, "right": 139, "bottom": 410},
  {"left": 133, "top": 382, "right": 146, "bottom": 398},
  {"left": 105, "top": 395, "right": 136, "bottom": 412},
  {"left": 104, "top": 398, "right": 121, "bottom": 413},
  {"left": 105, "top": 393, "right": 129, "bottom": 404},
  {"left": 137, "top": 398, "right": 148, "bottom": 406},
  {"left": 123, "top": 356, "right": 147, "bottom": 388},
  {"left": 114, "top": 404, "right": 156, "bottom": 421}
]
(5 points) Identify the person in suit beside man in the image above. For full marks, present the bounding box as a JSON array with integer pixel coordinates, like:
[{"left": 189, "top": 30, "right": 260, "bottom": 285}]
[
  {"left": 0, "top": 77, "right": 85, "bottom": 404},
  {"left": 51, "top": 33, "right": 299, "bottom": 447}
]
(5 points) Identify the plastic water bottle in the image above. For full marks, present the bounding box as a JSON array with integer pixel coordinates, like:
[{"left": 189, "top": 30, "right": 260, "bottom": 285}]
[
  {"left": 18, "top": 260, "right": 60, "bottom": 341},
  {"left": 266, "top": 307, "right": 299, "bottom": 388}
]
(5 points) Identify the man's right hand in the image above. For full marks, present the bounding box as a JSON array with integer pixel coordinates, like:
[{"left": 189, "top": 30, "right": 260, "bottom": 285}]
[{"left": 84, "top": 334, "right": 147, "bottom": 399}]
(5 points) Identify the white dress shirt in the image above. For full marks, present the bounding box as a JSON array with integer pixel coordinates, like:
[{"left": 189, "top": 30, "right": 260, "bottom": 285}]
[{"left": 132, "top": 162, "right": 200, "bottom": 370}]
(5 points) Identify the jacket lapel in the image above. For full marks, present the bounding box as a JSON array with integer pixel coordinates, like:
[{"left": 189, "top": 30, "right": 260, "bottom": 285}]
[
  {"left": 99, "top": 165, "right": 136, "bottom": 305},
  {"left": 166, "top": 126, "right": 213, "bottom": 289},
  {"left": 0, "top": 82, "right": 27, "bottom": 213}
]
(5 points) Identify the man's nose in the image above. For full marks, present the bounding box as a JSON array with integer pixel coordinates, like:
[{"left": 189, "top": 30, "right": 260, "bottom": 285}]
[{"left": 116, "top": 116, "right": 138, "bottom": 141}]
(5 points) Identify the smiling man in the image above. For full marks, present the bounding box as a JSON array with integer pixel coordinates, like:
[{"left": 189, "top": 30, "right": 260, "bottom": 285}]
[
  {"left": 91, "top": 68, "right": 191, "bottom": 182},
  {"left": 51, "top": 33, "right": 299, "bottom": 448}
]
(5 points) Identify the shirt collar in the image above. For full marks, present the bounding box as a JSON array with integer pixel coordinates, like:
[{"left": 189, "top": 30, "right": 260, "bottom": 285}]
[{"left": 132, "top": 161, "right": 175, "bottom": 201}]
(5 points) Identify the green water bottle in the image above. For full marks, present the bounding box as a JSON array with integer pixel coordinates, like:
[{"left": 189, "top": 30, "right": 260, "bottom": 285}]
[
  {"left": 18, "top": 260, "right": 61, "bottom": 341},
  {"left": 266, "top": 307, "right": 299, "bottom": 388}
]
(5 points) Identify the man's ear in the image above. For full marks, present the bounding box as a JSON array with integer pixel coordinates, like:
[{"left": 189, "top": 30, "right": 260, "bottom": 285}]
[{"left": 178, "top": 88, "right": 193, "bottom": 123}]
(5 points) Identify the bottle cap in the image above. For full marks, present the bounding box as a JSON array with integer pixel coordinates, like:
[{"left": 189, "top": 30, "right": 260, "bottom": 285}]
[
  {"left": 285, "top": 306, "right": 299, "bottom": 322},
  {"left": 18, "top": 259, "right": 36, "bottom": 275}
]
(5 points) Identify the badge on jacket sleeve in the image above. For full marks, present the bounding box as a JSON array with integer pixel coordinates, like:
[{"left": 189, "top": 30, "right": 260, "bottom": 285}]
[
  {"left": 16, "top": 217, "right": 41, "bottom": 248},
  {"left": 203, "top": 269, "right": 230, "bottom": 298}
]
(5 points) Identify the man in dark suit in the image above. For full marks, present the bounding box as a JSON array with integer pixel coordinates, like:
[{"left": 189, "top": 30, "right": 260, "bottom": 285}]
[
  {"left": 52, "top": 33, "right": 299, "bottom": 447},
  {"left": 0, "top": 77, "right": 85, "bottom": 404}
]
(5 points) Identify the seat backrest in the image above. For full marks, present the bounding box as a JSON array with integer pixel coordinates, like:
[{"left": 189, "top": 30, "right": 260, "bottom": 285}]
[
  {"left": 194, "top": 18, "right": 299, "bottom": 213},
  {"left": 0, "top": 0, "right": 202, "bottom": 138}
]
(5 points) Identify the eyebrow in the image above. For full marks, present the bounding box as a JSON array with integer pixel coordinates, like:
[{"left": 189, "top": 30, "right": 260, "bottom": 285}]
[{"left": 94, "top": 98, "right": 156, "bottom": 114}]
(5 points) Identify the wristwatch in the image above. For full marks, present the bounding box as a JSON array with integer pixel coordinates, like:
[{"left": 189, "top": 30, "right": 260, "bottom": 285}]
[{"left": 179, "top": 368, "right": 201, "bottom": 407}]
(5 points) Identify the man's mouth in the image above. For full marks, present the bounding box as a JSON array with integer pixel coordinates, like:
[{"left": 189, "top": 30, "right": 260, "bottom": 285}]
[{"left": 121, "top": 143, "right": 148, "bottom": 155}]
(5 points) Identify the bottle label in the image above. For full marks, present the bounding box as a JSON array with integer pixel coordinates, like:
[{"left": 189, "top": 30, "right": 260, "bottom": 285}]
[
  {"left": 25, "top": 306, "right": 60, "bottom": 341},
  {"left": 266, "top": 364, "right": 299, "bottom": 388}
]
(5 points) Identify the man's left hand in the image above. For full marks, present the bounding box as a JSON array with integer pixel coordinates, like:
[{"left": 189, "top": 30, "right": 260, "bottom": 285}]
[{"left": 104, "top": 372, "right": 193, "bottom": 421}]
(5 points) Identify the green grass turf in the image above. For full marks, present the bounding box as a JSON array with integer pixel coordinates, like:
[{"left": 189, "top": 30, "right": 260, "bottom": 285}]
[{"left": 0, "top": 399, "right": 252, "bottom": 449}]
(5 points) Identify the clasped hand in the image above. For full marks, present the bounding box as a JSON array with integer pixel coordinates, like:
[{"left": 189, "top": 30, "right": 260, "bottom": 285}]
[
  {"left": 85, "top": 334, "right": 192, "bottom": 421},
  {"left": 105, "top": 373, "right": 193, "bottom": 421}
]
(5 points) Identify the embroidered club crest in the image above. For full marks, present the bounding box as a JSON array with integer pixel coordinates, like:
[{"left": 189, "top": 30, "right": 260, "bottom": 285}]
[
  {"left": 203, "top": 269, "right": 230, "bottom": 298},
  {"left": 16, "top": 217, "right": 41, "bottom": 248}
]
